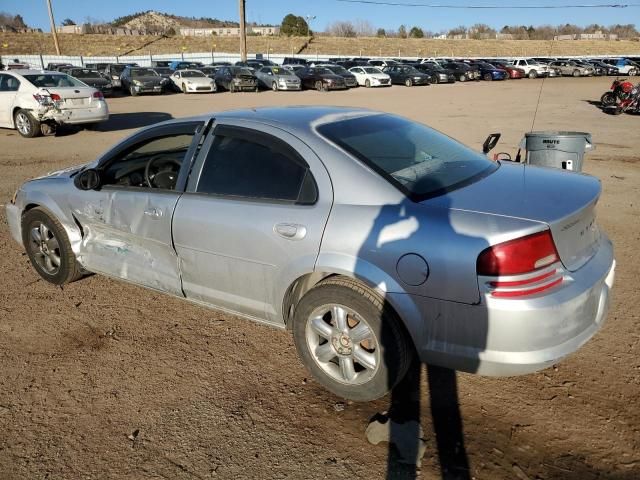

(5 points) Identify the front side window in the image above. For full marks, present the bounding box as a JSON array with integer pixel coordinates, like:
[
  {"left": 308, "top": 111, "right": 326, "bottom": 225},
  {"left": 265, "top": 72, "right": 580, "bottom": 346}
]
[
  {"left": 102, "top": 130, "right": 196, "bottom": 190},
  {"left": 196, "top": 129, "right": 316, "bottom": 203},
  {"left": 318, "top": 114, "right": 498, "bottom": 201}
]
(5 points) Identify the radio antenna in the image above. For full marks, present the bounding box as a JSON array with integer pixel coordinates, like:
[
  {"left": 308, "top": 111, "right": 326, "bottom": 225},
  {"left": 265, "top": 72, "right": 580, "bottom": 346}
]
[{"left": 530, "top": 42, "right": 554, "bottom": 132}]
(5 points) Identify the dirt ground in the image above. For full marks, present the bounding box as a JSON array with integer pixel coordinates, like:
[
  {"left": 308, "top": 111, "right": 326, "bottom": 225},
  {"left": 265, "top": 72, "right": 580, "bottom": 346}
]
[{"left": 0, "top": 77, "right": 638, "bottom": 480}]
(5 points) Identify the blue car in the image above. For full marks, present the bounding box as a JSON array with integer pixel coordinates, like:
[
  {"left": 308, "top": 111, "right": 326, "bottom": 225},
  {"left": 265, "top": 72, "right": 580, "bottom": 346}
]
[{"left": 475, "top": 62, "right": 509, "bottom": 81}]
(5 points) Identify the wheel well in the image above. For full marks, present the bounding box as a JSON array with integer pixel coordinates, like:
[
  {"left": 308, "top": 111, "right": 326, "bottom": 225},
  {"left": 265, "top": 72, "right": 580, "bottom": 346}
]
[{"left": 23, "top": 203, "right": 40, "bottom": 215}]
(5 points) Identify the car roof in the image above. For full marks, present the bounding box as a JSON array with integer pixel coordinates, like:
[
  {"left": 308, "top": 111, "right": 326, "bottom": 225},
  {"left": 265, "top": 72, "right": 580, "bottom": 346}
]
[{"left": 2, "top": 69, "right": 62, "bottom": 76}]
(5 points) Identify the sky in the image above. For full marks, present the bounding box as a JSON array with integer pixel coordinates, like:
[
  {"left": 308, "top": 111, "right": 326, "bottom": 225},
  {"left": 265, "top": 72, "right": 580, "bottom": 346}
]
[{"left": 4, "top": 0, "right": 639, "bottom": 32}]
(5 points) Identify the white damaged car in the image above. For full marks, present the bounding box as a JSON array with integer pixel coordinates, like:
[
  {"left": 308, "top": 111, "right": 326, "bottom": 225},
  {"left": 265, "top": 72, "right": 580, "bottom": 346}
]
[
  {"left": 170, "top": 69, "right": 217, "bottom": 94},
  {"left": 0, "top": 69, "right": 109, "bottom": 138},
  {"left": 348, "top": 66, "right": 391, "bottom": 87}
]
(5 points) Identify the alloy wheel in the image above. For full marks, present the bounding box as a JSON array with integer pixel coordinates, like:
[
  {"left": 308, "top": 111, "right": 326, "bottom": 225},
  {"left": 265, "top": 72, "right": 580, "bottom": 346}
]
[
  {"left": 15, "top": 112, "right": 31, "bottom": 136},
  {"left": 29, "top": 222, "right": 61, "bottom": 275},
  {"left": 305, "top": 304, "right": 380, "bottom": 385}
]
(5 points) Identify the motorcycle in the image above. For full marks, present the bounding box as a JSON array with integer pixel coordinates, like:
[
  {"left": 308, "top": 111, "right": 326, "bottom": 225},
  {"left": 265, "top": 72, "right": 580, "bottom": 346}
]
[{"left": 600, "top": 78, "right": 634, "bottom": 107}]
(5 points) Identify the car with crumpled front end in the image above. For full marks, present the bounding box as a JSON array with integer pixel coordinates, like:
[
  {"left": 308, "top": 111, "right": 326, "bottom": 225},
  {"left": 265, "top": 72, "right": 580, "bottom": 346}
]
[
  {"left": 121, "top": 67, "right": 169, "bottom": 96},
  {"left": 0, "top": 69, "right": 108, "bottom": 137},
  {"left": 5, "top": 107, "right": 615, "bottom": 402}
]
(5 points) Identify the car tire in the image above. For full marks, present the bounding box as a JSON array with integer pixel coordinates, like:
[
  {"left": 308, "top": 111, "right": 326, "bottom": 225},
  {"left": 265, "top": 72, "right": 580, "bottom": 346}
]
[
  {"left": 292, "top": 277, "right": 414, "bottom": 402},
  {"left": 458, "top": 74, "right": 466, "bottom": 82},
  {"left": 572, "top": 70, "right": 581, "bottom": 77},
  {"left": 22, "top": 207, "right": 83, "bottom": 285},
  {"left": 129, "top": 86, "right": 138, "bottom": 96},
  {"left": 254, "top": 86, "right": 259, "bottom": 93},
  {"left": 272, "top": 81, "right": 278, "bottom": 91},
  {"left": 365, "top": 79, "right": 371, "bottom": 88},
  {"left": 404, "top": 78, "right": 413, "bottom": 87},
  {"left": 14, "top": 109, "right": 41, "bottom": 138},
  {"left": 229, "top": 82, "right": 235, "bottom": 93},
  {"left": 483, "top": 73, "right": 493, "bottom": 81},
  {"left": 315, "top": 80, "right": 324, "bottom": 92},
  {"left": 629, "top": 69, "right": 638, "bottom": 77},
  {"left": 528, "top": 70, "right": 538, "bottom": 79}
]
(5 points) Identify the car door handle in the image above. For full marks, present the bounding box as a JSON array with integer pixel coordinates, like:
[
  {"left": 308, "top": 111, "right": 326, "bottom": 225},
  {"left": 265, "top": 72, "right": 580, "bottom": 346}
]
[
  {"left": 144, "top": 207, "right": 162, "bottom": 219},
  {"left": 274, "top": 223, "right": 307, "bottom": 241}
]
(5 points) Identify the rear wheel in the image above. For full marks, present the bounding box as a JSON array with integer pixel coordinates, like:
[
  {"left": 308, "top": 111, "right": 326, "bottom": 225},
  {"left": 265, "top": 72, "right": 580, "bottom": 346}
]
[
  {"left": 129, "top": 85, "right": 138, "bottom": 96},
  {"left": 14, "top": 109, "right": 41, "bottom": 138},
  {"left": 629, "top": 69, "right": 638, "bottom": 76},
  {"left": 292, "top": 277, "right": 413, "bottom": 402},
  {"left": 404, "top": 78, "right": 413, "bottom": 87},
  {"left": 22, "top": 207, "right": 82, "bottom": 285}
]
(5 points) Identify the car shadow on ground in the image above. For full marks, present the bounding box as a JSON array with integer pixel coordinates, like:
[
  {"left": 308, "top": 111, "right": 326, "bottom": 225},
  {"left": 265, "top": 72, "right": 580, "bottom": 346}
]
[{"left": 54, "top": 112, "right": 174, "bottom": 137}]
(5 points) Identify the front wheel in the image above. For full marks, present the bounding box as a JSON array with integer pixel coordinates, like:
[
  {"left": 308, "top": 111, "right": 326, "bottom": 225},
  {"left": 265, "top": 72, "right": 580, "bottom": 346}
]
[
  {"left": 404, "top": 78, "right": 413, "bottom": 87},
  {"left": 483, "top": 73, "right": 493, "bottom": 81},
  {"left": 129, "top": 85, "right": 138, "bottom": 96},
  {"left": 22, "top": 207, "right": 83, "bottom": 285},
  {"left": 315, "top": 80, "right": 323, "bottom": 92},
  {"left": 365, "top": 79, "right": 371, "bottom": 88},
  {"left": 600, "top": 92, "right": 616, "bottom": 107},
  {"left": 458, "top": 74, "right": 466, "bottom": 82},
  {"left": 272, "top": 81, "right": 278, "bottom": 91},
  {"left": 292, "top": 277, "right": 413, "bottom": 402},
  {"left": 528, "top": 70, "right": 538, "bottom": 79},
  {"left": 572, "top": 70, "right": 581, "bottom": 77},
  {"left": 14, "top": 109, "right": 41, "bottom": 138}
]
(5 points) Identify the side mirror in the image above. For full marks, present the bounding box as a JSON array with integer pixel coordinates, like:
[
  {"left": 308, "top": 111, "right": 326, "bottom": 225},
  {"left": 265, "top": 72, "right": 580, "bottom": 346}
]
[
  {"left": 74, "top": 168, "right": 101, "bottom": 190},
  {"left": 482, "top": 133, "right": 501, "bottom": 154}
]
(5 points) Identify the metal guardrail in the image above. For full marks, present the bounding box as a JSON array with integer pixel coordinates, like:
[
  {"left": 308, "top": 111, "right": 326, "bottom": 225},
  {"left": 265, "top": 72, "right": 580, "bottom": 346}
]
[{"left": 2, "top": 51, "right": 639, "bottom": 68}]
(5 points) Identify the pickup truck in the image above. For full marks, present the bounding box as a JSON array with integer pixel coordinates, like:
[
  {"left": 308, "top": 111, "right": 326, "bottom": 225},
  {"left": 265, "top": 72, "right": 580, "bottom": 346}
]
[{"left": 510, "top": 59, "right": 550, "bottom": 78}]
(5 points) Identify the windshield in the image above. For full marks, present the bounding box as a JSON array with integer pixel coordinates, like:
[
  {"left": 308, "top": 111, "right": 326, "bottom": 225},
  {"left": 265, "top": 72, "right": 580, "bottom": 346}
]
[
  {"left": 271, "top": 67, "right": 291, "bottom": 75},
  {"left": 230, "top": 67, "right": 254, "bottom": 75},
  {"left": 199, "top": 67, "right": 216, "bottom": 74},
  {"left": 401, "top": 67, "right": 420, "bottom": 75},
  {"left": 327, "top": 65, "right": 348, "bottom": 74},
  {"left": 23, "top": 74, "right": 86, "bottom": 88},
  {"left": 363, "top": 67, "right": 383, "bottom": 74},
  {"left": 181, "top": 70, "right": 206, "bottom": 78},
  {"left": 318, "top": 114, "right": 497, "bottom": 200},
  {"left": 70, "top": 69, "right": 101, "bottom": 78},
  {"left": 153, "top": 67, "right": 172, "bottom": 74},
  {"left": 131, "top": 68, "right": 158, "bottom": 77},
  {"left": 526, "top": 59, "right": 541, "bottom": 65},
  {"left": 110, "top": 64, "right": 127, "bottom": 74},
  {"left": 313, "top": 68, "right": 334, "bottom": 75}
]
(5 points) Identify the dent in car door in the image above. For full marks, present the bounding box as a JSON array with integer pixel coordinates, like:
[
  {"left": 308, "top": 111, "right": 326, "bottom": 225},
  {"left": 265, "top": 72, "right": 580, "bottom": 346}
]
[
  {"left": 172, "top": 121, "right": 333, "bottom": 324},
  {"left": 71, "top": 122, "right": 203, "bottom": 295}
]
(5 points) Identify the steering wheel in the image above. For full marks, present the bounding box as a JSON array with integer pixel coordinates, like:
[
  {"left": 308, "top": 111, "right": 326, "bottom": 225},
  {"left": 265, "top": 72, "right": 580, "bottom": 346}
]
[{"left": 144, "top": 155, "right": 181, "bottom": 189}]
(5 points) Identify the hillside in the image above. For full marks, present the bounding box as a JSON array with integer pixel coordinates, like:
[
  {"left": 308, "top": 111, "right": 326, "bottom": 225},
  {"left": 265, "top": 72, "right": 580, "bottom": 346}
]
[
  {"left": 111, "top": 10, "right": 239, "bottom": 31},
  {"left": 303, "top": 36, "right": 640, "bottom": 57},
  {"left": 0, "top": 32, "right": 638, "bottom": 58}
]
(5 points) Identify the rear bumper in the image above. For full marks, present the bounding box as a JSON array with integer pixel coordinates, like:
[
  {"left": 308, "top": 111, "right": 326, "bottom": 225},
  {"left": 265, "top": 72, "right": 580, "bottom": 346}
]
[
  {"left": 57, "top": 102, "right": 109, "bottom": 125},
  {"left": 395, "top": 235, "right": 615, "bottom": 376}
]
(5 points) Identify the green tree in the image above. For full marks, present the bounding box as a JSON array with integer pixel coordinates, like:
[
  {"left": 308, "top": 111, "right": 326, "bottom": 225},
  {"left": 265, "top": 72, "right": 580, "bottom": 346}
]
[
  {"left": 280, "top": 14, "right": 309, "bottom": 36},
  {"left": 398, "top": 24, "right": 407, "bottom": 38},
  {"left": 409, "top": 26, "right": 424, "bottom": 38},
  {"left": 376, "top": 28, "right": 386, "bottom": 37}
]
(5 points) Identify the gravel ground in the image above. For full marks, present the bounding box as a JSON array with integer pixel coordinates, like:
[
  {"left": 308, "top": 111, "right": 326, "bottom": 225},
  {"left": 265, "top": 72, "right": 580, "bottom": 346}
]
[{"left": 0, "top": 76, "right": 638, "bottom": 480}]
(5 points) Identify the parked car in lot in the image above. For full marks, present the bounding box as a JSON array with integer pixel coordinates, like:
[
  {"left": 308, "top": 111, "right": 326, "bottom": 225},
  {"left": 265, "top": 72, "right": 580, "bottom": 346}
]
[
  {"left": 549, "top": 61, "right": 594, "bottom": 77},
  {"left": 586, "top": 60, "right": 619, "bottom": 76},
  {"left": 170, "top": 69, "right": 216, "bottom": 93},
  {"left": 282, "top": 57, "right": 308, "bottom": 66},
  {"left": 84, "top": 63, "right": 109, "bottom": 72},
  {"left": 411, "top": 62, "right": 456, "bottom": 84},
  {"left": 6, "top": 107, "right": 615, "bottom": 401},
  {"left": 492, "top": 61, "right": 525, "bottom": 79},
  {"left": 383, "top": 65, "right": 430, "bottom": 87},
  {"left": 441, "top": 62, "right": 476, "bottom": 82},
  {"left": 103, "top": 63, "right": 135, "bottom": 89},
  {"left": 61, "top": 67, "right": 113, "bottom": 96},
  {"left": 151, "top": 67, "right": 175, "bottom": 84},
  {"left": 121, "top": 67, "right": 168, "bottom": 96},
  {"left": 0, "top": 69, "right": 108, "bottom": 137},
  {"left": 151, "top": 60, "right": 172, "bottom": 68},
  {"left": 283, "top": 64, "right": 306, "bottom": 75},
  {"left": 197, "top": 66, "right": 220, "bottom": 80},
  {"left": 316, "top": 64, "right": 359, "bottom": 88},
  {"left": 214, "top": 66, "right": 259, "bottom": 92},
  {"left": 348, "top": 66, "right": 391, "bottom": 87},
  {"left": 296, "top": 66, "right": 347, "bottom": 91},
  {"left": 470, "top": 62, "right": 508, "bottom": 81},
  {"left": 510, "top": 59, "right": 550, "bottom": 78},
  {"left": 601, "top": 58, "right": 638, "bottom": 76},
  {"left": 255, "top": 66, "right": 301, "bottom": 91},
  {"left": 169, "top": 61, "right": 204, "bottom": 71},
  {"left": 46, "top": 63, "right": 74, "bottom": 72}
]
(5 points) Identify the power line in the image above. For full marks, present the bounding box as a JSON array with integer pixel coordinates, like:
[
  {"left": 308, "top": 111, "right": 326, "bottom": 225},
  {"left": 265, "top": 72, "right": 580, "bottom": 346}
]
[{"left": 336, "top": 0, "right": 640, "bottom": 8}]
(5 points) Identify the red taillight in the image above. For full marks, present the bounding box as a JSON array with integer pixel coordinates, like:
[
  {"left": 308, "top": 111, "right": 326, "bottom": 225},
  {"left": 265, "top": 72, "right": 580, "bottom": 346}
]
[
  {"left": 92, "top": 91, "right": 104, "bottom": 99},
  {"left": 50, "top": 93, "right": 61, "bottom": 101},
  {"left": 477, "top": 230, "right": 559, "bottom": 276}
]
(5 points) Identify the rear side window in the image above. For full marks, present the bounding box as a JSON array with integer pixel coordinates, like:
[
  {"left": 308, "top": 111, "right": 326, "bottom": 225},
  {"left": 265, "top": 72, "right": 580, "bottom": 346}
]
[{"left": 196, "top": 128, "right": 317, "bottom": 204}]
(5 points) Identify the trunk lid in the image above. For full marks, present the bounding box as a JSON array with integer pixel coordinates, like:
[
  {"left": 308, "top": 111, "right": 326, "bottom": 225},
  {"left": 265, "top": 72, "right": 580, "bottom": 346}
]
[
  {"left": 41, "top": 86, "right": 96, "bottom": 109},
  {"left": 423, "top": 162, "right": 602, "bottom": 271}
]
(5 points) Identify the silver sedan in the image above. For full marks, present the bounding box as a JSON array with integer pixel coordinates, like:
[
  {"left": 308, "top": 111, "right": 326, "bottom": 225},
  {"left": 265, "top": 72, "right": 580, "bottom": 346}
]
[
  {"left": 255, "top": 66, "right": 301, "bottom": 91},
  {"left": 6, "top": 107, "right": 615, "bottom": 401}
]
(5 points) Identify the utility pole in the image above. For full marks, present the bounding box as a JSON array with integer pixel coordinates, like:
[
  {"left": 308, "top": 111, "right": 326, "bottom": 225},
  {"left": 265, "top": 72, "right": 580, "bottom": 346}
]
[
  {"left": 238, "top": 0, "right": 247, "bottom": 61},
  {"left": 45, "top": 0, "right": 61, "bottom": 55}
]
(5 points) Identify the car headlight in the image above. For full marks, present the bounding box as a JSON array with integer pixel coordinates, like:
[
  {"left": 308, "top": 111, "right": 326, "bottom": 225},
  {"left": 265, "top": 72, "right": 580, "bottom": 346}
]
[
  {"left": 133, "top": 79, "right": 141, "bottom": 86},
  {"left": 325, "top": 79, "right": 333, "bottom": 84},
  {"left": 112, "top": 75, "right": 119, "bottom": 80}
]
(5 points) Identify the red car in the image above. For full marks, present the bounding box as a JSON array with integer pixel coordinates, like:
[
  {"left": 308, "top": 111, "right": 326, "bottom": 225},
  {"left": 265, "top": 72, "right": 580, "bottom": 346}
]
[{"left": 494, "top": 62, "right": 525, "bottom": 79}]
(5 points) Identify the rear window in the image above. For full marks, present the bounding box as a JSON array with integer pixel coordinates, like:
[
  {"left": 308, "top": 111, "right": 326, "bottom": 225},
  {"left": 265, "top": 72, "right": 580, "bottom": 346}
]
[
  {"left": 317, "top": 114, "right": 498, "bottom": 200},
  {"left": 23, "top": 74, "right": 85, "bottom": 88}
]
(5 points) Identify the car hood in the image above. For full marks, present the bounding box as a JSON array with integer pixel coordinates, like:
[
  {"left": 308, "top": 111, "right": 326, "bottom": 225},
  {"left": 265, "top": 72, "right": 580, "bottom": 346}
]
[
  {"left": 182, "top": 77, "right": 214, "bottom": 84},
  {"left": 422, "top": 161, "right": 602, "bottom": 271},
  {"left": 319, "top": 74, "right": 344, "bottom": 81},
  {"left": 132, "top": 76, "right": 162, "bottom": 83},
  {"left": 79, "top": 77, "right": 109, "bottom": 85}
]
